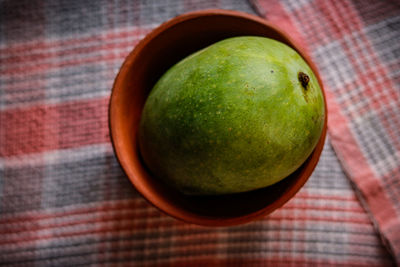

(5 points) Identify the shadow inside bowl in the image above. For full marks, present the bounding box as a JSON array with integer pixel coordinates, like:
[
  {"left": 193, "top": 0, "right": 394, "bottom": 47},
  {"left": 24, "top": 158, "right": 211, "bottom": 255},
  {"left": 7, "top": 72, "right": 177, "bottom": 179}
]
[{"left": 136, "top": 139, "right": 306, "bottom": 218}]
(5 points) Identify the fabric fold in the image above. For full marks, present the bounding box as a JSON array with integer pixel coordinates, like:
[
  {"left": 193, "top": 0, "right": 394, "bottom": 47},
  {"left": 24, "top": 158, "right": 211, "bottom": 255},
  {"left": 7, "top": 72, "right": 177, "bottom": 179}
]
[{"left": 251, "top": 0, "right": 400, "bottom": 263}]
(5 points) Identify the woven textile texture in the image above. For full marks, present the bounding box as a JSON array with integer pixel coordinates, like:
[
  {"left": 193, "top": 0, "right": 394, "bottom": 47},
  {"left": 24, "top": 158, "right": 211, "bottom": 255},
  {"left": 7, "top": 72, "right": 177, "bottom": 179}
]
[
  {"left": 251, "top": 0, "right": 400, "bottom": 264},
  {"left": 0, "top": 0, "right": 398, "bottom": 266}
]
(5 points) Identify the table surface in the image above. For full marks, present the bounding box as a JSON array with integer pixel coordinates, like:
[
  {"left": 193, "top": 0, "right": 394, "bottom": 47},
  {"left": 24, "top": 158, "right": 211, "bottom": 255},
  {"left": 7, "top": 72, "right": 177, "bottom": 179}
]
[{"left": 0, "top": 0, "right": 399, "bottom": 266}]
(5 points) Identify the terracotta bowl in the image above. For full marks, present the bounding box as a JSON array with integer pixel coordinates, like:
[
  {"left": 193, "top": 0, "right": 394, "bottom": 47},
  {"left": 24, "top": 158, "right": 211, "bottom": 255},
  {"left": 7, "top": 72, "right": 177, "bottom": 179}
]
[{"left": 109, "top": 9, "right": 327, "bottom": 226}]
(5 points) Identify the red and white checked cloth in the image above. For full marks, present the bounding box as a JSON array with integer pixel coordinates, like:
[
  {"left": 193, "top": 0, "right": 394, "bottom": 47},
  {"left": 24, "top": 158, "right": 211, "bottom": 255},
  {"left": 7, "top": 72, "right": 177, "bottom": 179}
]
[{"left": 0, "top": 0, "right": 399, "bottom": 266}]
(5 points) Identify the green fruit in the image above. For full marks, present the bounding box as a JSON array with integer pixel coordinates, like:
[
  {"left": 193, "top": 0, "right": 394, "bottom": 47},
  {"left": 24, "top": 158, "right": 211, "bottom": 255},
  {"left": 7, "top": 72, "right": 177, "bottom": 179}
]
[{"left": 139, "top": 36, "right": 325, "bottom": 195}]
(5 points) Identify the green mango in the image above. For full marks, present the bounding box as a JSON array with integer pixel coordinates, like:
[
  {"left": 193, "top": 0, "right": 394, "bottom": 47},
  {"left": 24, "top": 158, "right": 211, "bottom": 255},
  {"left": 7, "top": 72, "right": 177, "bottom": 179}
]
[{"left": 139, "top": 36, "right": 325, "bottom": 195}]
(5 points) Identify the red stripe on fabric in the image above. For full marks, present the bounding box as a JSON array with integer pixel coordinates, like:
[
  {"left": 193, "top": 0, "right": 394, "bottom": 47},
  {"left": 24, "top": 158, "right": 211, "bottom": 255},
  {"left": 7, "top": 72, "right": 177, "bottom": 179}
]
[
  {"left": 335, "top": 78, "right": 380, "bottom": 117},
  {"left": 316, "top": 0, "right": 362, "bottom": 38},
  {"left": 359, "top": 67, "right": 395, "bottom": 111},
  {"left": 254, "top": 0, "right": 309, "bottom": 52},
  {"left": 284, "top": 203, "right": 364, "bottom": 213},
  {"left": 154, "top": 237, "right": 220, "bottom": 266},
  {"left": 2, "top": 40, "right": 134, "bottom": 69},
  {"left": 271, "top": 214, "right": 369, "bottom": 224},
  {"left": 0, "top": 205, "right": 372, "bottom": 245},
  {"left": 296, "top": 193, "right": 356, "bottom": 201},
  {"left": 0, "top": 104, "right": 46, "bottom": 156},
  {"left": 96, "top": 243, "right": 223, "bottom": 266},
  {"left": 0, "top": 28, "right": 148, "bottom": 58},
  {"left": 0, "top": 191, "right": 357, "bottom": 225},
  {"left": 1, "top": 50, "right": 128, "bottom": 76},
  {"left": 281, "top": 1, "right": 334, "bottom": 47},
  {"left": 132, "top": 257, "right": 382, "bottom": 267},
  {"left": 0, "top": 201, "right": 367, "bottom": 235},
  {"left": 0, "top": 213, "right": 174, "bottom": 245},
  {"left": 0, "top": 212, "right": 372, "bottom": 246},
  {"left": 2, "top": 71, "right": 108, "bottom": 93},
  {"left": 0, "top": 28, "right": 153, "bottom": 78},
  {"left": 352, "top": 1, "right": 400, "bottom": 25},
  {"left": 96, "top": 246, "right": 385, "bottom": 266},
  {"left": 0, "top": 199, "right": 142, "bottom": 225},
  {"left": 2, "top": 227, "right": 382, "bottom": 261},
  {"left": 0, "top": 97, "right": 110, "bottom": 157}
]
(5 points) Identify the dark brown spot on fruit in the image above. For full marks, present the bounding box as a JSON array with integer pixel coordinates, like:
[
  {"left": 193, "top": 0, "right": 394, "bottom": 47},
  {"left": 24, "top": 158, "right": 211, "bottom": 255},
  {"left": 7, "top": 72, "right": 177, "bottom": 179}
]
[{"left": 298, "top": 72, "right": 310, "bottom": 89}]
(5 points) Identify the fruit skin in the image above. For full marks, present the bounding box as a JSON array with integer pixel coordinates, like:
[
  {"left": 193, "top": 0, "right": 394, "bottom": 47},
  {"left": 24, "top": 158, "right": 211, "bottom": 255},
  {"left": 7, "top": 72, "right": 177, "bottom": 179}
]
[{"left": 139, "top": 36, "right": 325, "bottom": 195}]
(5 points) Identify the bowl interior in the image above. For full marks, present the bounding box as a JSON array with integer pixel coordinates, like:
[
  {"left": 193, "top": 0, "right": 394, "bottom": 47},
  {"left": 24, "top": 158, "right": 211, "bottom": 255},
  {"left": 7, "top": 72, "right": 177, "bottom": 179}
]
[{"left": 110, "top": 10, "right": 327, "bottom": 226}]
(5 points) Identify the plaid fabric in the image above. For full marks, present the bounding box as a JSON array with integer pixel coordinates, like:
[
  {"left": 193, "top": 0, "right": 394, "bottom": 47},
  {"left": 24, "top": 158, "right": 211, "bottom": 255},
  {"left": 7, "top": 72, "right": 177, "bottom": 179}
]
[
  {"left": 0, "top": 0, "right": 397, "bottom": 266},
  {"left": 251, "top": 0, "right": 400, "bottom": 264}
]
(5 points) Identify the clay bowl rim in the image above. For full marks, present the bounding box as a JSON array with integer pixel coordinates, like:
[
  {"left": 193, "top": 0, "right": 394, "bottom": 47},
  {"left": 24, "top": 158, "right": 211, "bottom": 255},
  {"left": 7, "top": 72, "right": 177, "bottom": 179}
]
[{"left": 109, "top": 9, "right": 328, "bottom": 227}]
